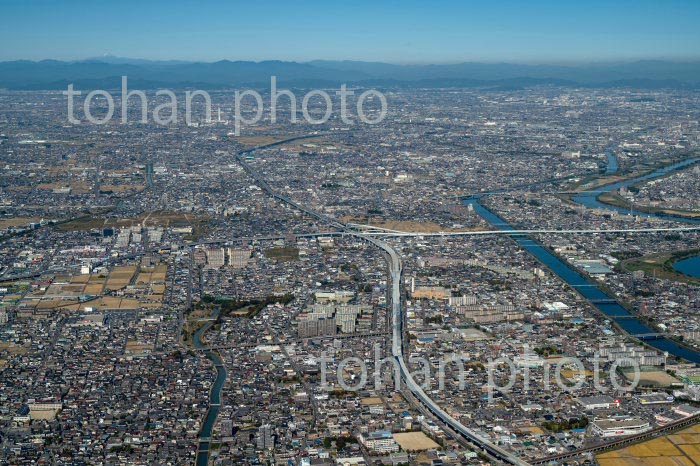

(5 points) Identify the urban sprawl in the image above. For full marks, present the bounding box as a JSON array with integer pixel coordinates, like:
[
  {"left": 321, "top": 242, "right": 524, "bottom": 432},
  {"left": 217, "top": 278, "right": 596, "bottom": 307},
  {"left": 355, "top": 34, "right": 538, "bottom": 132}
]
[{"left": 1, "top": 86, "right": 699, "bottom": 466}]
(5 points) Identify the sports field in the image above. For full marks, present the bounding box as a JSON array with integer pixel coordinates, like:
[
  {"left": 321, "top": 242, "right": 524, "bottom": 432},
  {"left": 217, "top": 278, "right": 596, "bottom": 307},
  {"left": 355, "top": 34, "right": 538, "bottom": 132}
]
[{"left": 393, "top": 432, "right": 440, "bottom": 451}]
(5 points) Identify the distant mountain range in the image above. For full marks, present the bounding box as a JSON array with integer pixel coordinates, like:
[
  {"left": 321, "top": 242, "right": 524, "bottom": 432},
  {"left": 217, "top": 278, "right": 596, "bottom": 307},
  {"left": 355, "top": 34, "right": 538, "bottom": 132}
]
[{"left": 1, "top": 57, "right": 699, "bottom": 90}]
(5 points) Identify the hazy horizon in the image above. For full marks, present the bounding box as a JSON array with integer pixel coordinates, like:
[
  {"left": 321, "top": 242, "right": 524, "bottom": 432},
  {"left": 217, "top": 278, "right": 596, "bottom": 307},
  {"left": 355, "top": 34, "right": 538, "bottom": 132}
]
[
  {"left": 2, "top": 0, "right": 699, "bottom": 63},
  {"left": 5, "top": 55, "right": 700, "bottom": 66}
]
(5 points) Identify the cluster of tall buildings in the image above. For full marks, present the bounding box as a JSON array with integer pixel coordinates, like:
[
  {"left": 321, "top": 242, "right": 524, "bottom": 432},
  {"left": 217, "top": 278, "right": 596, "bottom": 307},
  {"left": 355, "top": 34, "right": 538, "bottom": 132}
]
[
  {"left": 599, "top": 342, "right": 668, "bottom": 367},
  {"left": 193, "top": 246, "right": 251, "bottom": 269},
  {"left": 297, "top": 317, "right": 337, "bottom": 338},
  {"left": 297, "top": 303, "right": 371, "bottom": 337},
  {"left": 455, "top": 304, "right": 523, "bottom": 323},
  {"left": 256, "top": 424, "right": 274, "bottom": 450}
]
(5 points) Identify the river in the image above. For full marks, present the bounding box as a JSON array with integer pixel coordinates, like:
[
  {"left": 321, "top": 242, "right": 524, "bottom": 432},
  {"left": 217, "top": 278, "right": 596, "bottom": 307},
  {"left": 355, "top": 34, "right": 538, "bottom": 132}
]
[
  {"left": 673, "top": 256, "right": 700, "bottom": 279},
  {"left": 572, "top": 157, "right": 700, "bottom": 224},
  {"left": 464, "top": 197, "right": 700, "bottom": 362},
  {"left": 604, "top": 148, "right": 619, "bottom": 175},
  {"left": 193, "top": 308, "right": 227, "bottom": 466}
]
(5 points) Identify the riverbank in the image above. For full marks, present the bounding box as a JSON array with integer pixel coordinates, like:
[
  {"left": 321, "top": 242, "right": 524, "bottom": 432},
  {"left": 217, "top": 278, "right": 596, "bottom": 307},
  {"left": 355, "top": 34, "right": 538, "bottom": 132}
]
[
  {"left": 623, "top": 250, "right": 700, "bottom": 285},
  {"left": 570, "top": 157, "right": 700, "bottom": 224},
  {"left": 569, "top": 151, "right": 696, "bottom": 193},
  {"left": 589, "top": 150, "right": 700, "bottom": 220},
  {"left": 598, "top": 190, "right": 700, "bottom": 220},
  {"left": 464, "top": 196, "right": 700, "bottom": 363}
]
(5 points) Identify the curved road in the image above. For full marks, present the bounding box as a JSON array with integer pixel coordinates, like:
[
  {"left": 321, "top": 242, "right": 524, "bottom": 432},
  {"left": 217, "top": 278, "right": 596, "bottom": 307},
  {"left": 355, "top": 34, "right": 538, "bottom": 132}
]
[
  {"left": 199, "top": 136, "right": 700, "bottom": 465},
  {"left": 233, "top": 136, "right": 530, "bottom": 465},
  {"left": 363, "top": 234, "right": 530, "bottom": 465}
]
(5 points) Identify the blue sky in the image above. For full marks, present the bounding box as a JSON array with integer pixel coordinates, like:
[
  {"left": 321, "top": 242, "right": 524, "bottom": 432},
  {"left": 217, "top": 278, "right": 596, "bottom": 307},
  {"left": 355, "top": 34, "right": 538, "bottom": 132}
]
[{"left": 1, "top": 0, "right": 699, "bottom": 63}]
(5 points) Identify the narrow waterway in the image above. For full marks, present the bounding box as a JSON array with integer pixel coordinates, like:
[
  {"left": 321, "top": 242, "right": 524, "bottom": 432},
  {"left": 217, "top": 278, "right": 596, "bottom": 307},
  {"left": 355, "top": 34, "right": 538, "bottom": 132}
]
[
  {"left": 146, "top": 162, "right": 154, "bottom": 188},
  {"left": 464, "top": 197, "right": 700, "bottom": 363},
  {"left": 193, "top": 308, "right": 226, "bottom": 466},
  {"left": 604, "top": 148, "right": 619, "bottom": 175}
]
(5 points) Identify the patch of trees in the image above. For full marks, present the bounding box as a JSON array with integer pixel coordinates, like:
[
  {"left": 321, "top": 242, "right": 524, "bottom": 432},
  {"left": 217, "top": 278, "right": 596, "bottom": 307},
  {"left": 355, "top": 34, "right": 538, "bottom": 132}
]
[
  {"left": 202, "top": 294, "right": 295, "bottom": 318},
  {"left": 534, "top": 345, "right": 558, "bottom": 357},
  {"left": 424, "top": 315, "right": 443, "bottom": 324},
  {"left": 610, "top": 250, "right": 643, "bottom": 260},
  {"left": 542, "top": 416, "right": 588, "bottom": 432},
  {"left": 323, "top": 435, "right": 357, "bottom": 450}
]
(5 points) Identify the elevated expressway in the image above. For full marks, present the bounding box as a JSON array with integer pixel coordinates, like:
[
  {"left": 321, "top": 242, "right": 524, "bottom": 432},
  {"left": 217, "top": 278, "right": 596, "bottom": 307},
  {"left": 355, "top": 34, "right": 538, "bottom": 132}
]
[
  {"left": 234, "top": 140, "right": 531, "bottom": 465},
  {"left": 348, "top": 222, "right": 700, "bottom": 237},
  {"left": 231, "top": 138, "right": 700, "bottom": 465},
  {"left": 364, "top": 234, "right": 531, "bottom": 466}
]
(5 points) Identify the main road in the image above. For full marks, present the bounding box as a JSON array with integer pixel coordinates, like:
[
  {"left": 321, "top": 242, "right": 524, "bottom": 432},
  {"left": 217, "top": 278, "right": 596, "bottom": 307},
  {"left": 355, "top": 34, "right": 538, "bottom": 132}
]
[
  {"left": 232, "top": 137, "right": 531, "bottom": 465},
  {"left": 187, "top": 136, "right": 700, "bottom": 465},
  {"left": 363, "top": 234, "right": 531, "bottom": 466},
  {"left": 228, "top": 136, "right": 700, "bottom": 465}
]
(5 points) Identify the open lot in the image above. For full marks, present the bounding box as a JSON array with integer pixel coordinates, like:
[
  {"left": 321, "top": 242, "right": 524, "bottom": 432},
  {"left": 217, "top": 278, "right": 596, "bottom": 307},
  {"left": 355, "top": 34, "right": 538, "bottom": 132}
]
[
  {"left": 622, "top": 369, "right": 683, "bottom": 388},
  {"left": 393, "top": 432, "right": 440, "bottom": 451},
  {"left": 18, "top": 263, "right": 166, "bottom": 311},
  {"left": 0, "top": 217, "right": 41, "bottom": 229},
  {"left": 597, "top": 425, "right": 700, "bottom": 466},
  {"left": 105, "top": 265, "right": 137, "bottom": 291},
  {"left": 57, "top": 211, "right": 209, "bottom": 232}
]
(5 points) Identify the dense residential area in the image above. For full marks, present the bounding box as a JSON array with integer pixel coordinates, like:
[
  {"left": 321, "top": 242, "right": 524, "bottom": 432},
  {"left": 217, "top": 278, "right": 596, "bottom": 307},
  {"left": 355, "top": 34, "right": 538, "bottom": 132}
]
[{"left": 0, "top": 83, "right": 699, "bottom": 466}]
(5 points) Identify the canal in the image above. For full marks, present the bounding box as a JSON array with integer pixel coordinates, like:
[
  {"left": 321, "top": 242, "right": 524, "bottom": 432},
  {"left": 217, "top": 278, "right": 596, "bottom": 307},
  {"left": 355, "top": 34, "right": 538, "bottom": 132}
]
[{"left": 193, "top": 308, "right": 227, "bottom": 466}]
